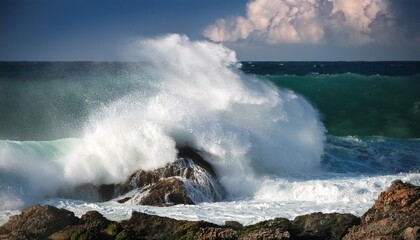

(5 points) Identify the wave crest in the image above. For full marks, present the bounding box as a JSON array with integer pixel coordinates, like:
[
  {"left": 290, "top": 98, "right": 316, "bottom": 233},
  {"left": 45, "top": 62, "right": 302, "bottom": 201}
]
[{"left": 0, "top": 34, "right": 326, "bottom": 205}]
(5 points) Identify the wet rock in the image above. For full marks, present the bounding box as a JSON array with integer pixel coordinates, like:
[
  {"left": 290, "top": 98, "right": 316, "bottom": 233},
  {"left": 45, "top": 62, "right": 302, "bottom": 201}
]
[
  {"left": 120, "top": 147, "right": 226, "bottom": 206},
  {"left": 137, "top": 177, "right": 194, "bottom": 206},
  {"left": 343, "top": 180, "right": 420, "bottom": 240},
  {"left": 0, "top": 205, "right": 79, "bottom": 240},
  {"left": 61, "top": 146, "right": 225, "bottom": 206},
  {"left": 58, "top": 183, "right": 123, "bottom": 202},
  {"left": 2, "top": 179, "right": 418, "bottom": 240},
  {"left": 177, "top": 146, "right": 217, "bottom": 177},
  {"left": 292, "top": 212, "right": 360, "bottom": 240},
  {"left": 116, "top": 197, "right": 132, "bottom": 204}
]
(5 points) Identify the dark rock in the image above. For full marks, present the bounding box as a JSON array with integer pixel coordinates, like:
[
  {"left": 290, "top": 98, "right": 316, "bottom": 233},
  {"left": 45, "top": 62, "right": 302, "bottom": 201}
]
[
  {"left": 117, "top": 197, "right": 132, "bottom": 204},
  {"left": 121, "top": 148, "right": 226, "bottom": 206},
  {"left": 138, "top": 177, "right": 194, "bottom": 206},
  {"left": 292, "top": 212, "right": 360, "bottom": 240},
  {"left": 197, "top": 227, "right": 238, "bottom": 240},
  {"left": 225, "top": 221, "right": 244, "bottom": 230},
  {"left": 98, "top": 184, "right": 120, "bottom": 201},
  {"left": 239, "top": 218, "right": 296, "bottom": 240},
  {"left": 0, "top": 205, "right": 79, "bottom": 240},
  {"left": 177, "top": 146, "right": 217, "bottom": 177},
  {"left": 120, "top": 211, "right": 218, "bottom": 239},
  {"left": 60, "top": 146, "right": 225, "bottom": 206},
  {"left": 343, "top": 180, "right": 420, "bottom": 240},
  {"left": 0, "top": 205, "right": 125, "bottom": 240},
  {"left": 59, "top": 183, "right": 123, "bottom": 202},
  {"left": 49, "top": 210, "right": 123, "bottom": 240},
  {"left": 2, "top": 178, "right": 418, "bottom": 240}
]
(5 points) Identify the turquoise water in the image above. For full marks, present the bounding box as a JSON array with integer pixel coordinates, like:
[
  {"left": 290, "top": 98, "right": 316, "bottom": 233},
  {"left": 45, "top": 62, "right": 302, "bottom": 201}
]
[
  {"left": 1, "top": 62, "right": 419, "bottom": 140},
  {"left": 267, "top": 73, "right": 420, "bottom": 138},
  {"left": 0, "top": 55, "right": 419, "bottom": 225}
]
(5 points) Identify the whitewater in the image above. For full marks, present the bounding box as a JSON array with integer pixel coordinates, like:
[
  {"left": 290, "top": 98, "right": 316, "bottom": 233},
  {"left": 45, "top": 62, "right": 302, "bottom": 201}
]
[{"left": 0, "top": 34, "right": 419, "bottom": 226}]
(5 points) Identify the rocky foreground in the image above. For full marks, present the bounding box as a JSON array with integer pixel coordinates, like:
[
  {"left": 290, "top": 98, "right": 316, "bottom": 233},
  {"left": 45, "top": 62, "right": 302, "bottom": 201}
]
[{"left": 0, "top": 179, "right": 418, "bottom": 240}]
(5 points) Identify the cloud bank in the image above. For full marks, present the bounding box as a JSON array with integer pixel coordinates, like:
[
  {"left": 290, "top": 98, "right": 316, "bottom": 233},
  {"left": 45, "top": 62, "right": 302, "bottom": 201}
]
[{"left": 204, "top": 0, "right": 397, "bottom": 45}]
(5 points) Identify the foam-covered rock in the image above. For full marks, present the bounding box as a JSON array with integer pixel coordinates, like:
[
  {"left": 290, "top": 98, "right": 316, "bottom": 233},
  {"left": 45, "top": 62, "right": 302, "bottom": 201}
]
[
  {"left": 136, "top": 177, "right": 194, "bottom": 206},
  {"left": 118, "top": 146, "right": 226, "bottom": 206},
  {"left": 59, "top": 146, "right": 226, "bottom": 206}
]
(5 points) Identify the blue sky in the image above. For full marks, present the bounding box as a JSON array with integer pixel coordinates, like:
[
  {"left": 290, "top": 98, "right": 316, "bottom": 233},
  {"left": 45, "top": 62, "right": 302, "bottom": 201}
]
[{"left": 1, "top": 0, "right": 419, "bottom": 61}]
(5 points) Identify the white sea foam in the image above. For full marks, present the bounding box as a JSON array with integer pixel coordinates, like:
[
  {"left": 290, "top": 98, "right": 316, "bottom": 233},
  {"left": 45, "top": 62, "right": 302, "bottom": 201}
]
[
  {"left": 6, "top": 35, "right": 419, "bottom": 228},
  {"left": 0, "top": 34, "right": 326, "bottom": 210},
  {"left": 0, "top": 35, "right": 419, "bottom": 226},
  {"left": 0, "top": 171, "right": 418, "bottom": 226},
  {"left": 37, "top": 172, "right": 420, "bottom": 226}
]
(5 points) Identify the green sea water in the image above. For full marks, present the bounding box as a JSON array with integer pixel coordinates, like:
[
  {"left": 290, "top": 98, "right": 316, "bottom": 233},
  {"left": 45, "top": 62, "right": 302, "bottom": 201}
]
[{"left": 267, "top": 73, "right": 420, "bottom": 138}]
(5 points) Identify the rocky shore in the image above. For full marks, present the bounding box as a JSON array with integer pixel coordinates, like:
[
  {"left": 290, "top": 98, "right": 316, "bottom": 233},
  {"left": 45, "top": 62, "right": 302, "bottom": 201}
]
[
  {"left": 0, "top": 179, "right": 418, "bottom": 240},
  {"left": 1, "top": 148, "right": 419, "bottom": 239}
]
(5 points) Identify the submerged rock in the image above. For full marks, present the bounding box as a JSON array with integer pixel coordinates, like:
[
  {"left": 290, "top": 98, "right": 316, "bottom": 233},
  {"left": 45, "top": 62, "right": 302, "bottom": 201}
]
[{"left": 343, "top": 180, "right": 420, "bottom": 240}]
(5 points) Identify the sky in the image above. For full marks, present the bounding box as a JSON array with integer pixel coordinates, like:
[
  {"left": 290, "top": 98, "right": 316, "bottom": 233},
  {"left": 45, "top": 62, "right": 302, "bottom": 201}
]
[{"left": 1, "top": 0, "right": 419, "bottom": 61}]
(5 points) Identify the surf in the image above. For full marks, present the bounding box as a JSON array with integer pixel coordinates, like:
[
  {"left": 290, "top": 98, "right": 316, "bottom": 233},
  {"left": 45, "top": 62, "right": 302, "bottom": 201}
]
[{"left": 0, "top": 34, "right": 326, "bottom": 211}]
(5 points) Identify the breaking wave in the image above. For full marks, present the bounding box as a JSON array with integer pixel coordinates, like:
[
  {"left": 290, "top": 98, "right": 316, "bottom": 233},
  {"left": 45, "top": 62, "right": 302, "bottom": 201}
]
[{"left": 0, "top": 35, "right": 325, "bottom": 209}]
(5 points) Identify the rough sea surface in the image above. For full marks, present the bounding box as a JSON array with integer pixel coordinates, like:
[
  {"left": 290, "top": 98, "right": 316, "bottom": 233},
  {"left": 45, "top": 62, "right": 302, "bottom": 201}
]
[{"left": 0, "top": 35, "right": 419, "bottom": 225}]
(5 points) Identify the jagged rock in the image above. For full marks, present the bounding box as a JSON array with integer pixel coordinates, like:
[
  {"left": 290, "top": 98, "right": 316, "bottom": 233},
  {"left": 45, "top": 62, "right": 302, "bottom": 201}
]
[
  {"left": 137, "top": 177, "right": 194, "bottom": 206},
  {"left": 177, "top": 146, "right": 217, "bottom": 177},
  {"left": 2, "top": 180, "right": 418, "bottom": 240},
  {"left": 49, "top": 211, "right": 123, "bottom": 240},
  {"left": 60, "top": 146, "right": 225, "bottom": 206},
  {"left": 292, "top": 212, "right": 360, "bottom": 240},
  {"left": 120, "top": 211, "right": 218, "bottom": 239},
  {"left": 343, "top": 180, "right": 420, "bottom": 240},
  {"left": 225, "top": 221, "right": 244, "bottom": 230},
  {"left": 239, "top": 218, "right": 296, "bottom": 240},
  {"left": 0, "top": 205, "right": 79, "bottom": 240},
  {"left": 197, "top": 227, "right": 238, "bottom": 240},
  {"left": 400, "top": 226, "right": 420, "bottom": 240},
  {"left": 120, "top": 146, "right": 225, "bottom": 206},
  {"left": 0, "top": 205, "right": 124, "bottom": 240}
]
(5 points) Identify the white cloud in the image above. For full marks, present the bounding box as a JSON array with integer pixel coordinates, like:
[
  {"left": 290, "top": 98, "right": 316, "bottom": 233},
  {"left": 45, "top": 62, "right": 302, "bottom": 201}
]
[{"left": 203, "top": 0, "right": 395, "bottom": 45}]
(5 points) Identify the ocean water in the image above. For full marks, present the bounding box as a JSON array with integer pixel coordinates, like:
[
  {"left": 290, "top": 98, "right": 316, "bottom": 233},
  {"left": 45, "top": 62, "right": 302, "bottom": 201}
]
[{"left": 0, "top": 34, "right": 419, "bottom": 226}]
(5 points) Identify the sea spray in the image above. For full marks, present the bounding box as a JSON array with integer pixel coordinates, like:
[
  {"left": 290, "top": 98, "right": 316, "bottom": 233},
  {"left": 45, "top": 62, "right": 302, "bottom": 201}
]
[
  {"left": 1, "top": 47, "right": 420, "bottom": 227},
  {"left": 93, "top": 34, "right": 326, "bottom": 196},
  {"left": 0, "top": 34, "right": 326, "bottom": 207}
]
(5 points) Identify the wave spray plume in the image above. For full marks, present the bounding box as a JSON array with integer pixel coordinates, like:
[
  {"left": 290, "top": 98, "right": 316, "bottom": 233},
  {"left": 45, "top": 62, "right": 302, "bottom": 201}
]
[{"left": 0, "top": 34, "right": 326, "bottom": 208}]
